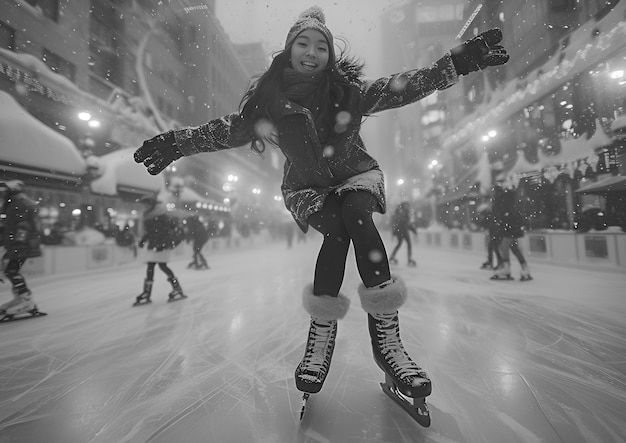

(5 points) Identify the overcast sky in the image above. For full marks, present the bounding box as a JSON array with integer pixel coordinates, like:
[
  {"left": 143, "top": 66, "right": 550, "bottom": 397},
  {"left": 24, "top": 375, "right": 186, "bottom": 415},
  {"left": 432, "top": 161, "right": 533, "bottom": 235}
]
[{"left": 214, "top": 0, "right": 404, "bottom": 76}]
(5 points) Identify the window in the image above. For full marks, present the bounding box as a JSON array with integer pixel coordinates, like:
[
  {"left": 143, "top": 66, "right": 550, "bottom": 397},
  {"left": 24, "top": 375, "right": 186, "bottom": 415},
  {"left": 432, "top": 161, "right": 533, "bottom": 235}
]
[
  {"left": 0, "top": 21, "right": 16, "bottom": 51},
  {"left": 549, "top": 0, "right": 577, "bottom": 12},
  {"left": 25, "top": 0, "right": 59, "bottom": 21},
  {"left": 42, "top": 48, "right": 76, "bottom": 82}
]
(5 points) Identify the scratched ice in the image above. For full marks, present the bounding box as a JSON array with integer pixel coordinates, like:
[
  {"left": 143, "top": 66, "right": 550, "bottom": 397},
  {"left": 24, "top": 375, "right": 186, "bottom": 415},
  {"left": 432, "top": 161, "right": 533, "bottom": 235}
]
[{"left": 0, "top": 239, "right": 625, "bottom": 443}]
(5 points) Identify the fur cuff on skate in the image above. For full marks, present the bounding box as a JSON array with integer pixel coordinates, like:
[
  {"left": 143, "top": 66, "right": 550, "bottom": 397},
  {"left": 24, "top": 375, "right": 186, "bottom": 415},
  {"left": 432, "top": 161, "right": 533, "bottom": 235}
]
[
  {"left": 358, "top": 277, "right": 407, "bottom": 314},
  {"left": 302, "top": 284, "right": 350, "bottom": 321}
]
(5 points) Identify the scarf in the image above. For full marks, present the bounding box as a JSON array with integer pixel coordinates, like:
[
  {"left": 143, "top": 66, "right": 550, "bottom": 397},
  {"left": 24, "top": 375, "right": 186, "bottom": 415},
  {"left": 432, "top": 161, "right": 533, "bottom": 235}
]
[
  {"left": 283, "top": 69, "right": 333, "bottom": 142},
  {"left": 282, "top": 69, "right": 323, "bottom": 106}
]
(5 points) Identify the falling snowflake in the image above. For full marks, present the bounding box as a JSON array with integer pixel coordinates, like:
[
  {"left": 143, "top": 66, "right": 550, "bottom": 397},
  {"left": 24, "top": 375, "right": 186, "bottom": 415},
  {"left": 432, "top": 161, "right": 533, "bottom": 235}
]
[
  {"left": 369, "top": 249, "right": 384, "bottom": 263},
  {"left": 254, "top": 118, "right": 275, "bottom": 139},
  {"left": 390, "top": 75, "right": 408, "bottom": 93},
  {"left": 323, "top": 145, "right": 335, "bottom": 157}
]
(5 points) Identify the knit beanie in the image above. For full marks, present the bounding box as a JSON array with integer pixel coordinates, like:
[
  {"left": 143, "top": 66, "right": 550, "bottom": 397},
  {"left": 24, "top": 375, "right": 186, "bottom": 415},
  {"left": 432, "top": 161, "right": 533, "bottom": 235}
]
[{"left": 284, "top": 6, "right": 335, "bottom": 65}]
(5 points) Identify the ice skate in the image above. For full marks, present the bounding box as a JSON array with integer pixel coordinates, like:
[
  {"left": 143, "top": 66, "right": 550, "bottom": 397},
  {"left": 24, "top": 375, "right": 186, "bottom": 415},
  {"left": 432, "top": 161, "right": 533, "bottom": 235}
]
[
  {"left": 358, "top": 278, "right": 431, "bottom": 427},
  {"left": 296, "top": 286, "right": 349, "bottom": 420},
  {"left": 0, "top": 290, "right": 46, "bottom": 322},
  {"left": 167, "top": 277, "right": 187, "bottom": 302},
  {"left": 389, "top": 257, "right": 398, "bottom": 265},
  {"left": 133, "top": 280, "right": 153, "bottom": 306},
  {"left": 408, "top": 258, "right": 417, "bottom": 267},
  {"left": 197, "top": 255, "right": 210, "bottom": 270},
  {"left": 490, "top": 262, "right": 513, "bottom": 280},
  {"left": 520, "top": 263, "right": 533, "bottom": 281},
  {"left": 480, "top": 261, "right": 493, "bottom": 270}
]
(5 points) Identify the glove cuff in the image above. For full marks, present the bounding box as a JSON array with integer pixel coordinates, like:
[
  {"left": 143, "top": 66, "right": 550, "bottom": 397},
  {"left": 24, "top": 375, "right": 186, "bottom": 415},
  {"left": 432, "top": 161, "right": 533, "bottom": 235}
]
[{"left": 450, "top": 41, "right": 484, "bottom": 76}]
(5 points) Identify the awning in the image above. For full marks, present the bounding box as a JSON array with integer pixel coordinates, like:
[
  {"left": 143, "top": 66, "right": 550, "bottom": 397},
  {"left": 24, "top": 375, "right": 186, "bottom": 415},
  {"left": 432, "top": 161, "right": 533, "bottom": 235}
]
[
  {"left": 90, "top": 147, "right": 163, "bottom": 196},
  {"left": 0, "top": 91, "right": 86, "bottom": 177},
  {"left": 575, "top": 175, "right": 626, "bottom": 194}
]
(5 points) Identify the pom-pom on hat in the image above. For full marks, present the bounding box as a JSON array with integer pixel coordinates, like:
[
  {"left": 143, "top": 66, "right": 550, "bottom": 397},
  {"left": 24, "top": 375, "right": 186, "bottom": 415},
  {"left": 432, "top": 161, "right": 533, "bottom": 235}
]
[{"left": 284, "top": 6, "right": 335, "bottom": 65}]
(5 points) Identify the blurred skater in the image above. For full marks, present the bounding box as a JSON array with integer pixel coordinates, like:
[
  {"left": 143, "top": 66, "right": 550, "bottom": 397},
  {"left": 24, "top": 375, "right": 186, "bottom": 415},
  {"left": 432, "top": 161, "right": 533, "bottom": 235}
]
[
  {"left": 185, "top": 215, "right": 209, "bottom": 269},
  {"left": 475, "top": 203, "right": 502, "bottom": 270},
  {"left": 490, "top": 186, "right": 532, "bottom": 281},
  {"left": 0, "top": 180, "right": 45, "bottom": 320},
  {"left": 134, "top": 196, "right": 187, "bottom": 305},
  {"left": 389, "top": 201, "right": 417, "bottom": 266}
]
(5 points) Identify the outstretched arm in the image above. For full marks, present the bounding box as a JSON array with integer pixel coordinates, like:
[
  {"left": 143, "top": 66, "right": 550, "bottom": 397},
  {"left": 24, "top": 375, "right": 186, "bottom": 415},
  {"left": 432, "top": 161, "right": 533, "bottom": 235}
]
[
  {"left": 134, "top": 112, "right": 253, "bottom": 175},
  {"left": 361, "top": 28, "right": 508, "bottom": 115}
]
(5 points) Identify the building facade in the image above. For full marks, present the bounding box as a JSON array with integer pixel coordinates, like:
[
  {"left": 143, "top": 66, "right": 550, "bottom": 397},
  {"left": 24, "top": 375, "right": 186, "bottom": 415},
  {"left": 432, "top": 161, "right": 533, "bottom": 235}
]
[
  {"left": 439, "top": 0, "right": 625, "bottom": 231},
  {"left": 0, "top": 0, "right": 281, "bottom": 237}
]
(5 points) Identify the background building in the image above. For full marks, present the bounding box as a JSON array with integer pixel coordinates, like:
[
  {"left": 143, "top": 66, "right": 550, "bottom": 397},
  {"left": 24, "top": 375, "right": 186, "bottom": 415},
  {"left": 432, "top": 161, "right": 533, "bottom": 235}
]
[
  {"left": 439, "top": 0, "right": 625, "bottom": 232},
  {"left": 377, "top": 0, "right": 465, "bottom": 209},
  {"left": 0, "top": 0, "right": 281, "bottom": 237}
]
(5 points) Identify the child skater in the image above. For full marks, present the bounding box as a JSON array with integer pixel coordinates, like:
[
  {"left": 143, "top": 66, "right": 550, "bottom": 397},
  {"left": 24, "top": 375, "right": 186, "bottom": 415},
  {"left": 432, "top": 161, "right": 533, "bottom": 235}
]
[
  {"left": 134, "top": 6, "right": 508, "bottom": 422},
  {"left": 134, "top": 196, "right": 187, "bottom": 305}
]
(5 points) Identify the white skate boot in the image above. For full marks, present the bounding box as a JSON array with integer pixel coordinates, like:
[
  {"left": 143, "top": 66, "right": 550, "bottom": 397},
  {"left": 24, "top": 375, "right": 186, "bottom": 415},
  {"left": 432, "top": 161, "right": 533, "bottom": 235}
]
[
  {"left": 520, "top": 263, "right": 533, "bottom": 281},
  {"left": 0, "top": 290, "right": 45, "bottom": 321},
  {"left": 490, "top": 261, "right": 513, "bottom": 280}
]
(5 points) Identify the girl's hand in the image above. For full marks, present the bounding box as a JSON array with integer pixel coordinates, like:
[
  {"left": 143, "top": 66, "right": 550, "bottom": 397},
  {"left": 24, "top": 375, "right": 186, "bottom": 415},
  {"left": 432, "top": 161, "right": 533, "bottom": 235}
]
[
  {"left": 134, "top": 131, "right": 183, "bottom": 175},
  {"left": 450, "top": 28, "right": 509, "bottom": 76}
]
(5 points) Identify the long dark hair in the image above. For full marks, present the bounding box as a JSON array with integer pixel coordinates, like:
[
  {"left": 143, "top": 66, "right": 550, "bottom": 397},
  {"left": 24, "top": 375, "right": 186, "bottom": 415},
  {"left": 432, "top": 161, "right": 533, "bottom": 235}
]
[{"left": 239, "top": 46, "right": 357, "bottom": 155}]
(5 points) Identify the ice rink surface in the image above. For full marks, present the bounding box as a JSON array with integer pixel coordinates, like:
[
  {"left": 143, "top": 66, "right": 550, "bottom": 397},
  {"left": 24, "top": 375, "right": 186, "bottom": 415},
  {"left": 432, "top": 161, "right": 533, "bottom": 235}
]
[{"left": 0, "top": 236, "right": 625, "bottom": 443}]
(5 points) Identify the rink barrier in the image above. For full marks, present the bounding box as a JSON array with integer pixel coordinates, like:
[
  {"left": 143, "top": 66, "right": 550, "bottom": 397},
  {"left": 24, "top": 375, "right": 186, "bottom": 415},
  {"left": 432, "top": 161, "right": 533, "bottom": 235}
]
[
  {"left": 17, "top": 234, "right": 272, "bottom": 278},
  {"left": 420, "top": 229, "right": 626, "bottom": 270}
]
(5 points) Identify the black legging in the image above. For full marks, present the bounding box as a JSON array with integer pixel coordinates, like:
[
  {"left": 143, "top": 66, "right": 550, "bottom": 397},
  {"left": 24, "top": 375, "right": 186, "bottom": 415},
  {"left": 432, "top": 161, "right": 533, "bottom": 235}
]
[
  {"left": 487, "top": 235, "right": 502, "bottom": 266},
  {"left": 192, "top": 241, "right": 208, "bottom": 266},
  {"left": 4, "top": 258, "right": 28, "bottom": 294},
  {"left": 390, "top": 229, "right": 412, "bottom": 261},
  {"left": 145, "top": 262, "right": 175, "bottom": 280},
  {"left": 500, "top": 237, "right": 526, "bottom": 265},
  {"left": 307, "top": 191, "right": 390, "bottom": 296}
]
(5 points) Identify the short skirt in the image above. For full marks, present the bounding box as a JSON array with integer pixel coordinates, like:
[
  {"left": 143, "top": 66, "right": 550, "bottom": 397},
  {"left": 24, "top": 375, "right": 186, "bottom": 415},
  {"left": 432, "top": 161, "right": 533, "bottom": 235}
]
[{"left": 144, "top": 248, "right": 171, "bottom": 263}]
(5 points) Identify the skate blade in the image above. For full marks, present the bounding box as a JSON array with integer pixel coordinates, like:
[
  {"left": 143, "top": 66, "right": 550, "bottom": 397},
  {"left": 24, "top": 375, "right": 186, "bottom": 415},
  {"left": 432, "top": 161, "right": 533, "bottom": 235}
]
[
  {"left": 380, "top": 381, "right": 431, "bottom": 427},
  {"left": 299, "top": 393, "right": 310, "bottom": 420},
  {"left": 490, "top": 275, "right": 513, "bottom": 280},
  {"left": 0, "top": 309, "right": 47, "bottom": 322},
  {"left": 520, "top": 276, "right": 533, "bottom": 281},
  {"left": 167, "top": 294, "right": 188, "bottom": 303},
  {"left": 132, "top": 299, "right": 152, "bottom": 307}
]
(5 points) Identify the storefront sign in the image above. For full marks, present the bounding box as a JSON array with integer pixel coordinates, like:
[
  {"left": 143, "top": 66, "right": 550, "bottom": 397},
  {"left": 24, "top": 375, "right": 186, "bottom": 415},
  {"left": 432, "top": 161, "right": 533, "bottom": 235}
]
[{"left": 0, "top": 60, "right": 75, "bottom": 106}]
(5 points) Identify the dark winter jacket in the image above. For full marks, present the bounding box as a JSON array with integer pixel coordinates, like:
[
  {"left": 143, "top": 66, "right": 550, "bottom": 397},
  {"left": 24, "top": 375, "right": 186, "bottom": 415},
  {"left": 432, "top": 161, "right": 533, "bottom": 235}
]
[
  {"left": 391, "top": 203, "right": 416, "bottom": 237},
  {"left": 476, "top": 209, "right": 503, "bottom": 239},
  {"left": 172, "top": 55, "right": 458, "bottom": 232},
  {"left": 492, "top": 188, "right": 524, "bottom": 239},
  {"left": 185, "top": 216, "right": 209, "bottom": 246},
  {"left": 139, "top": 208, "right": 183, "bottom": 252},
  {"left": 1, "top": 191, "right": 42, "bottom": 260}
]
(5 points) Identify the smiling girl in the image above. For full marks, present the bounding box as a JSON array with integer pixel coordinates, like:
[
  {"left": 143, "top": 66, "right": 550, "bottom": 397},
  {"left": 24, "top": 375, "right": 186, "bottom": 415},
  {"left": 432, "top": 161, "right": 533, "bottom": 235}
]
[{"left": 134, "top": 5, "right": 508, "bottom": 423}]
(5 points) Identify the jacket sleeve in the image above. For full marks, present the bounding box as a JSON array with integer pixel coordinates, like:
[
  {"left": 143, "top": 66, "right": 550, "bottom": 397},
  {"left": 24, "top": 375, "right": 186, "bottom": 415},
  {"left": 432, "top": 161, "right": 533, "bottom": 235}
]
[
  {"left": 171, "top": 112, "right": 254, "bottom": 157},
  {"left": 359, "top": 53, "right": 458, "bottom": 115}
]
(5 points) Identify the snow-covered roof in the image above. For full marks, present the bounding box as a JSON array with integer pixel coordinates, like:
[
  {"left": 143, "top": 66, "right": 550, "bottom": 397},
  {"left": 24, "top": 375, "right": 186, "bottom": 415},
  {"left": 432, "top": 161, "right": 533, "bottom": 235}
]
[
  {"left": 89, "top": 147, "right": 164, "bottom": 196},
  {"left": 0, "top": 91, "right": 86, "bottom": 176}
]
